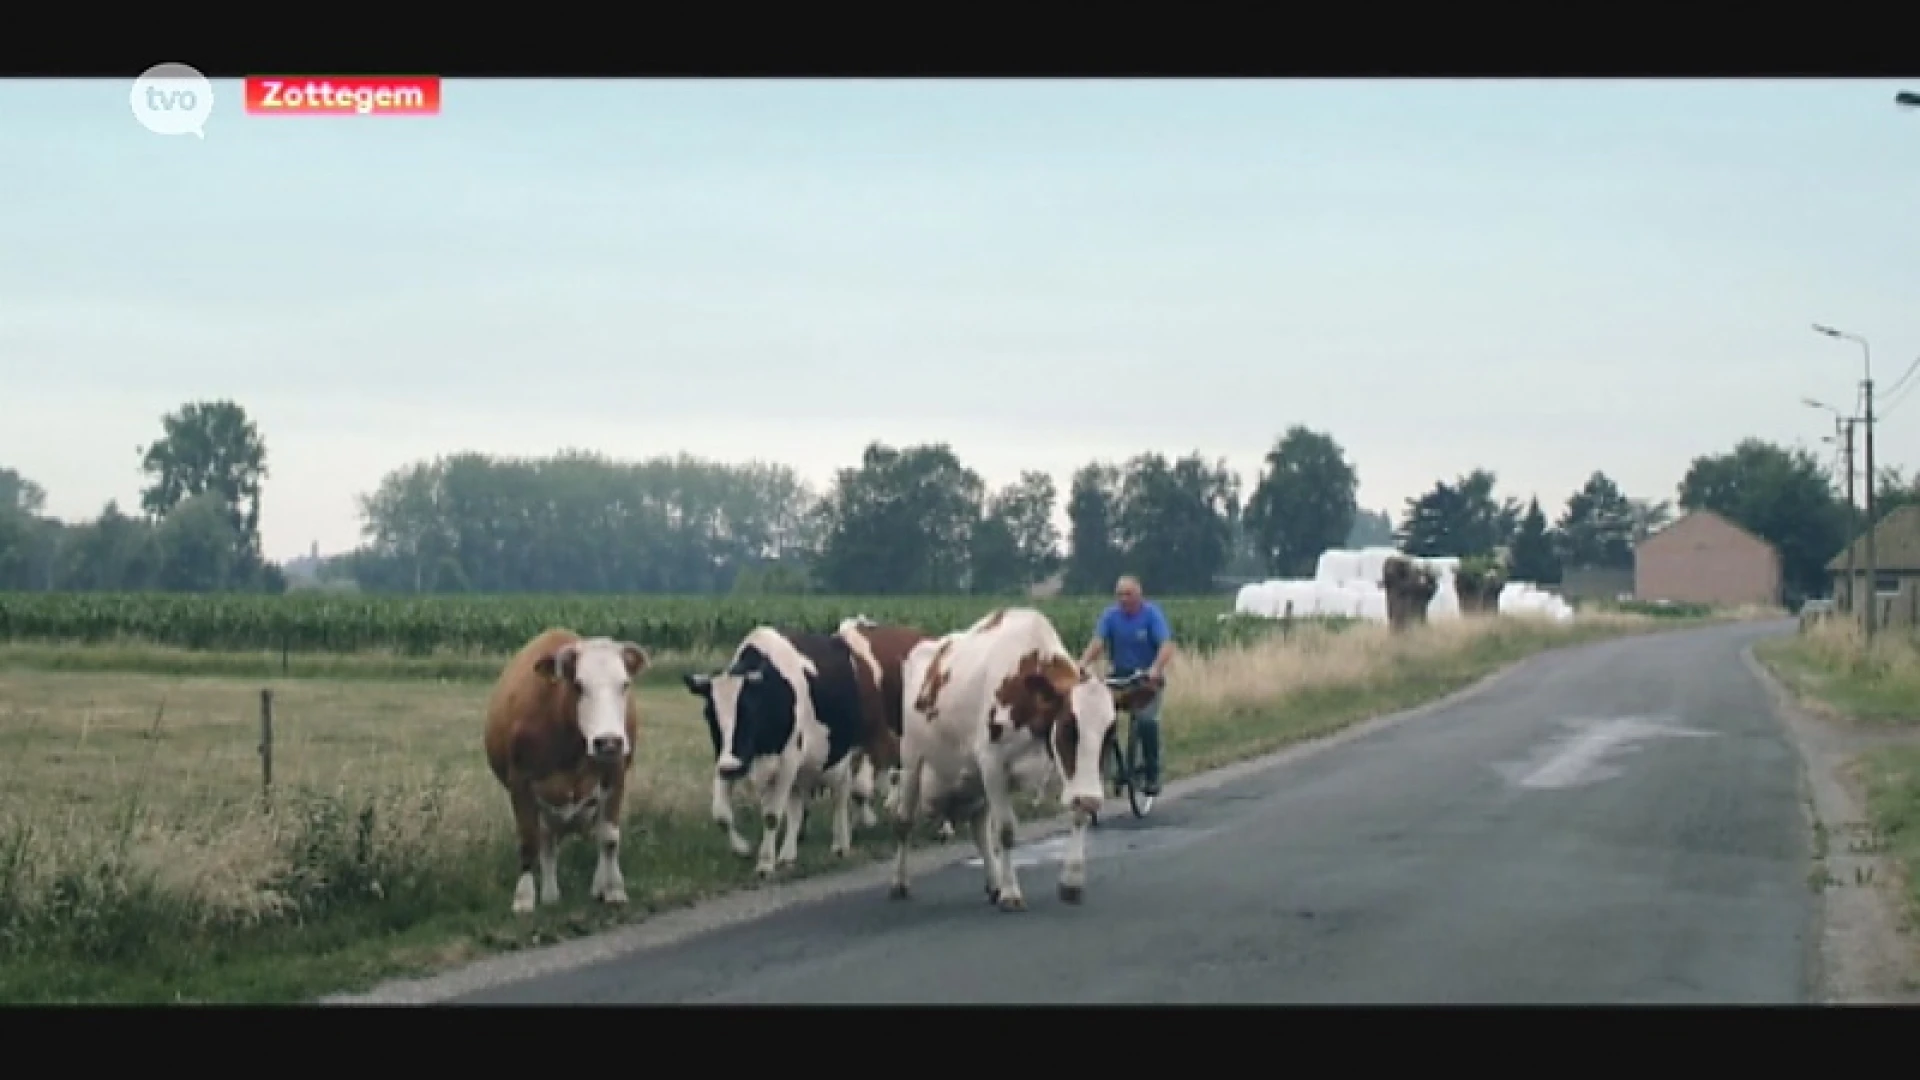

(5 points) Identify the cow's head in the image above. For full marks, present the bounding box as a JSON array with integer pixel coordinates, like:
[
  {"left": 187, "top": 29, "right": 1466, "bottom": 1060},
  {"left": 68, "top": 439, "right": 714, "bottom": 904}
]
[
  {"left": 535, "top": 637, "right": 648, "bottom": 763},
  {"left": 1023, "top": 657, "right": 1116, "bottom": 814},
  {"left": 682, "top": 645, "right": 795, "bottom": 781}
]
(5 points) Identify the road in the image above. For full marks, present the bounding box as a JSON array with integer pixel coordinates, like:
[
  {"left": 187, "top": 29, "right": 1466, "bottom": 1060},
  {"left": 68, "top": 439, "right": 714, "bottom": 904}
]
[{"left": 447, "top": 620, "right": 1817, "bottom": 1004}]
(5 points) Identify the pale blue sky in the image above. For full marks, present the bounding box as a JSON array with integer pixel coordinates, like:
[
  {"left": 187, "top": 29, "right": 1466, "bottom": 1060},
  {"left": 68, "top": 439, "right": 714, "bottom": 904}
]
[{"left": 3, "top": 78, "right": 1916, "bottom": 562}]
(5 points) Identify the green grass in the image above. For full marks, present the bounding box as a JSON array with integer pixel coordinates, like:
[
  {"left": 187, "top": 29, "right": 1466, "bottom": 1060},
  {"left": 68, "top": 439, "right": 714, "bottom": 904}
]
[
  {"left": 1754, "top": 620, "right": 1920, "bottom": 955},
  {"left": 1857, "top": 745, "right": 1920, "bottom": 935},
  {"left": 0, "top": 610, "right": 1689, "bottom": 1003},
  {"left": 1754, "top": 623, "right": 1920, "bottom": 727}
]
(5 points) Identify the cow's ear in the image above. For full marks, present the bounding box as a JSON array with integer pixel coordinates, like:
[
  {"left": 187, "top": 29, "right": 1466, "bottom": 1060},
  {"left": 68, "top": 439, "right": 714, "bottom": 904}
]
[
  {"left": 1042, "top": 655, "right": 1079, "bottom": 699},
  {"left": 535, "top": 645, "right": 576, "bottom": 684},
  {"left": 682, "top": 672, "right": 712, "bottom": 696},
  {"left": 1024, "top": 672, "right": 1063, "bottom": 702},
  {"left": 618, "top": 642, "right": 651, "bottom": 677}
]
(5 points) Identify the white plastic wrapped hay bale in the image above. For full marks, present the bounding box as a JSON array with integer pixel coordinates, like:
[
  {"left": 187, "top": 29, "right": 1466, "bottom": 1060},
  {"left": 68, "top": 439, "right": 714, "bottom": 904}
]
[
  {"left": 1354, "top": 546, "right": 1399, "bottom": 586},
  {"left": 1355, "top": 583, "right": 1390, "bottom": 622},
  {"left": 1317, "top": 581, "right": 1361, "bottom": 618},
  {"left": 1498, "top": 581, "right": 1539, "bottom": 615},
  {"left": 1235, "top": 582, "right": 1267, "bottom": 616},
  {"left": 1427, "top": 571, "right": 1462, "bottom": 620},
  {"left": 1314, "top": 549, "right": 1361, "bottom": 586}
]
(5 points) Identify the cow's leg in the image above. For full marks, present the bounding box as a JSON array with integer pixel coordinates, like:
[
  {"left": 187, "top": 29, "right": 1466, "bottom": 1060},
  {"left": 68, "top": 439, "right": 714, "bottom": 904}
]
[
  {"left": 711, "top": 773, "right": 750, "bottom": 857},
  {"left": 976, "top": 752, "right": 1024, "bottom": 912},
  {"left": 1058, "top": 799, "right": 1094, "bottom": 905},
  {"left": 758, "top": 756, "right": 802, "bottom": 877},
  {"left": 888, "top": 752, "right": 925, "bottom": 900},
  {"left": 509, "top": 789, "right": 541, "bottom": 915},
  {"left": 827, "top": 759, "right": 855, "bottom": 858},
  {"left": 850, "top": 751, "right": 878, "bottom": 829},
  {"left": 970, "top": 808, "right": 1003, "bottom": 904},
  {"left": 780, "top": 782, "right": 809, "bottom": 868},
  {"left": 591, "top": 780, "right": 629, "bottom": 905},
  {"left": 537, "top": 816, "right": 561, "bottom": 906}
]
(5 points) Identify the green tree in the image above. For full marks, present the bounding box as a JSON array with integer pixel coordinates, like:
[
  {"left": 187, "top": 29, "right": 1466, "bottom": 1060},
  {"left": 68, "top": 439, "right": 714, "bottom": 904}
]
[
  {"left": 348, "top": 451, "right": 819, "bottom": 594},
  {"left": 1064, "top": 462, "right": 1125, "bottom": 595},
  {"left": 1676, "top": 437, "right": 1848, "bottom": 604},
  {"left": 56, "top": 500, "right": 159, "bottom": 590},
  {"left": 1345, "top": 507, "right": 1395, "bottom": 548},
  {"left": 1508, "top": 497, "right": 1561, "bottom": 584},
  {"left": 1242, "top": 426, "right": 1360, "bottom": 577},
  {"left": 1554, "top": 471, "right": 1636, "bottom": 570},
  {"left": 969, "top": 471, "right": 1061, "bottom": 594},
  {"left": 1396, "top": 469, "right": 1519, "bottom": 557},
  {"left": 812, "top": 443, "right": 984, "bottom": 594},
  {"left": 138, "top": 400, "right": 270, "bottom": 560},
  {"left": 0, "top": 467, "right": 46, "bottom": 515},
  {"left": 151, "top": 492, "right": 247, "bottom": 591},
  {"left": 1111, "top": 451, "right": 1241, "bottom": 594}
]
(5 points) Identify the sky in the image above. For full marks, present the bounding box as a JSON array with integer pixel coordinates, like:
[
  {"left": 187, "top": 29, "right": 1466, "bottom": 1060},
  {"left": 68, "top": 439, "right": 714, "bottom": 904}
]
[{"left": 2, "top": 77, "right": 1917, "bottom": 563}]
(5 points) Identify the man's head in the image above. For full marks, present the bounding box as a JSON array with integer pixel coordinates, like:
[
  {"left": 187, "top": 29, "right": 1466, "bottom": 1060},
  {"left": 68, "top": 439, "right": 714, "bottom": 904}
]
[{"left": 1114, "top": 574, "right": 1144, "bottom": 615}]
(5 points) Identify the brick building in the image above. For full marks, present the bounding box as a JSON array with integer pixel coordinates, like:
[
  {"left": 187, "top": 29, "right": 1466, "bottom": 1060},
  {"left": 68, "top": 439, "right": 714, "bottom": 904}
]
[{"left": 1633, "top": 509, "right": 1781, "bottom": 607}]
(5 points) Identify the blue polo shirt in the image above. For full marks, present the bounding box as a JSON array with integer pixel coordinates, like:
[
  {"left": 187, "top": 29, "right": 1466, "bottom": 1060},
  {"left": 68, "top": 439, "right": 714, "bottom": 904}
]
[{"left": 1096, "top": 601, "right": 1172, "bottom": 676}]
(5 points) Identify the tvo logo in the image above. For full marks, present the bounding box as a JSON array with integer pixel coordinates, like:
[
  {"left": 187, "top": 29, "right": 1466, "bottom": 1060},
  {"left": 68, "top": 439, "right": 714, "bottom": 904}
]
[{"left": 130, "top": 62, "right": 214, "bottom": 138}]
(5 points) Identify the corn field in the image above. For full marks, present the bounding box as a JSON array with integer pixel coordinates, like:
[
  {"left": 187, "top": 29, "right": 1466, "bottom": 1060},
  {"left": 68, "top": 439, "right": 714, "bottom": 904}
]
[{"left": 0, "top": 592, "right": 1271, "bottom": 657}]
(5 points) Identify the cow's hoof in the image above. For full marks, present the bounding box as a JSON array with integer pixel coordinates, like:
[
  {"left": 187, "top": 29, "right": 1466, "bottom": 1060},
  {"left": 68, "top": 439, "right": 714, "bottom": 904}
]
[
  {"left": 997, "top": 892, "right": 1027, "bottom": 912},
  {"left": 986, "top": 886, "right": 1000, "bottom": 904},
  {"left": 1058, "top": 883, "right": 1084, "bottom": 905},
  {"left": 888, "top": 882, "right": 910, "bottom": 901},
  {"left": 511, "top": 899, "right": 534, "bottom": 915},
  {"left": 831, "top": 845, "right": 850, "bottom": 859},
  {"left": 599, "top": 887, "right": 628, "bottom": 906},
  {"left": 755, "top": 865, "right": 775, "bottom": 879},
  {"left": 729, "top": 837, "right": 752, "bottom": 857}
]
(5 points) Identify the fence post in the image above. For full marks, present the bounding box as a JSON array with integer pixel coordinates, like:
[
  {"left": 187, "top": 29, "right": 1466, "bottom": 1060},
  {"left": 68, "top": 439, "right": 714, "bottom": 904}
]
[{"left": 258, "top": 689, "right": 274, "bottom": 803}]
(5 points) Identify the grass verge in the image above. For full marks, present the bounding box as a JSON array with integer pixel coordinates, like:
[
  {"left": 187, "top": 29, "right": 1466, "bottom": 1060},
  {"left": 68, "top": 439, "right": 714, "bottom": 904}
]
[
  {"left": 1857, "top": 745, "right": 1920, "bottom": 938},
  {"left": 0, "top": 609, "right": 1699, "bottom": 1003},
  {"left": 1753, "top": 617, "right": 1920, "bottom": 953},
  {"left": 1755, "top": 618, "right": 1920, "bottom": 728}
]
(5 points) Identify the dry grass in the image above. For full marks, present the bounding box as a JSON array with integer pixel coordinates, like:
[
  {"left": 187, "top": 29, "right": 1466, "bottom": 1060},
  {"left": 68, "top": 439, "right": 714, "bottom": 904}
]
[
  {"left": 0, "top": 674, "right": 725, "bottom": 938},
  {"left": 1760, "top": 618, "right": 1920, "bottom": 726},
  {"left": 0, "top": 607, "right": 1686, "bottom": 1002},
  {"left": 1171, "top": 609, "right": 1655, "bottom": 715}
]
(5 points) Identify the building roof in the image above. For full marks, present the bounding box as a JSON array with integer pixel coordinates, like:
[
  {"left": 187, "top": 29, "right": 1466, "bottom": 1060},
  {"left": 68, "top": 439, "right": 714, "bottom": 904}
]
[
  {"left": 1827, "top": 503, "right": 1920, "bottom": 573},
  {"left": 1634, "top": 508, "right": 1774, "bottom": 556}
]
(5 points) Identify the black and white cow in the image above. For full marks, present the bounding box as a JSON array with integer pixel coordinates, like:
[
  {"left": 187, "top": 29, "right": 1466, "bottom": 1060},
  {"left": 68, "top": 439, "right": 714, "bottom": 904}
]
[{"left": 681, "top": 625, "right": 873, "bottom": 876}]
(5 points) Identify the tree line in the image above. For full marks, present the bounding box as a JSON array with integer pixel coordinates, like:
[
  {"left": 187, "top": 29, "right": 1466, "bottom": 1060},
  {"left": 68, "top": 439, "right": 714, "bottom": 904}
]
[{"left": 0, "top": 399, "right": 1900, "bottom": 604}]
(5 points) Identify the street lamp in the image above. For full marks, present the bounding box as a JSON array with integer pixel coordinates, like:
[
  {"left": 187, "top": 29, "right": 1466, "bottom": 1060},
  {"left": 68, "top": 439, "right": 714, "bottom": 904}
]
[{"left": 1814, "top": 323, "right": 1877, "bottom": 636}]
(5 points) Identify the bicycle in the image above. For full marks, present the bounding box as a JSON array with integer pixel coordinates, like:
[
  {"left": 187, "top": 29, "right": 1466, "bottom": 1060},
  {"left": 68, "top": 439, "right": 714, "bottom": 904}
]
[{"left": 1095, "top": 668, "right": 1162, "bottom": 822}]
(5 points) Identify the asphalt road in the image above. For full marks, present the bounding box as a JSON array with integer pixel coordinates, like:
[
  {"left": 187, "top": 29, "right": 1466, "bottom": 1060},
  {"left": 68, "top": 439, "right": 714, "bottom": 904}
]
[{"left": 449, "top": 620, "right": 1816, "bottom": 1004}]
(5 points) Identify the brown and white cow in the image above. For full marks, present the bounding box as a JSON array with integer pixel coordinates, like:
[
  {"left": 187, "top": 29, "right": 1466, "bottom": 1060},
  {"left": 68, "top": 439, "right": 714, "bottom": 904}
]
[
  {"left": 888, "top": 606, "right": 1118, "bottom": 911},
  {"left": 483, "top": 628, "right": 649, "bottom": 915},
  {"left": 833, "top": 615, "right": 929, "bottom": 830}
]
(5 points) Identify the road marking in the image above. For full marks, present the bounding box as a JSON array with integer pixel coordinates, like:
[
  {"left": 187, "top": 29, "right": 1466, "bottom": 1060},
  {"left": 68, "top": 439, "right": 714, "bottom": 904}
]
[
  {"left": 1495, "top": 716, "right": 1716, "bottom": 791},
  {"left": 962, "top": 825, "right": 1207, "bottom": 869}
]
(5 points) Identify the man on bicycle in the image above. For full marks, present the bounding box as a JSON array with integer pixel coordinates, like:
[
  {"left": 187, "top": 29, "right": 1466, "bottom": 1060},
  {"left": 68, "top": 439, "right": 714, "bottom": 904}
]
[{"left": 1078, "top": 574, "right": 1176, "bottom": 798}]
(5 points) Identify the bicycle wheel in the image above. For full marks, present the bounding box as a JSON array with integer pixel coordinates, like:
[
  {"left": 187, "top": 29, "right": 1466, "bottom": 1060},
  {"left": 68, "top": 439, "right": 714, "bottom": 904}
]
[
  {"left": 1100, "top": 728, "right": 1128, "bottom": 817},
  {"left": 1125, "top": 719, "right": 1151, "bottom": 818}
]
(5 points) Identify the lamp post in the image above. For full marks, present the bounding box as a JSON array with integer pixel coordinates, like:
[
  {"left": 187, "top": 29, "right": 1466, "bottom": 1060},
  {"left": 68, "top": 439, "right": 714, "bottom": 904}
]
[
  {"left": 1814, "top": 323, "right": 1876, "bottom": 637},
  {"left": 1805, "top": 396, "right": 1858, "bottom": 612}
]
